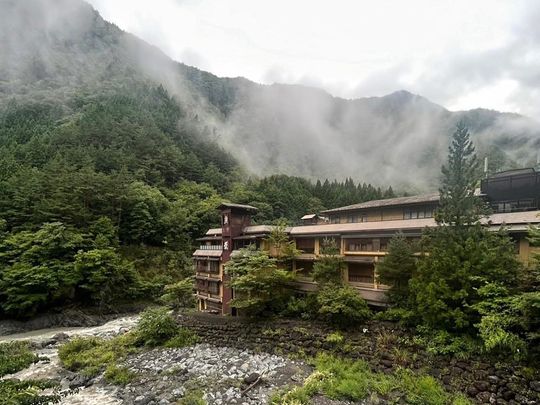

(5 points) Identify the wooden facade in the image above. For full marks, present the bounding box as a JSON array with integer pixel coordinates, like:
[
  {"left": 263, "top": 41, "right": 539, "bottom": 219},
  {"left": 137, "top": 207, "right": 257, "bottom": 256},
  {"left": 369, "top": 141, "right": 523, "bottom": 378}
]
[{"left": 194, "top": 169, "right": 540, "bottom": 315}]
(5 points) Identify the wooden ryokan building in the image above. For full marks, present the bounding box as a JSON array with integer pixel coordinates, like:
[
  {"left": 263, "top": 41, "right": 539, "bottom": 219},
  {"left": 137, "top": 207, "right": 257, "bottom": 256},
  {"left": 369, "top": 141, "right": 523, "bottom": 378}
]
[{"left": 194, "top": 168, "right": 540, "bottom": 315}]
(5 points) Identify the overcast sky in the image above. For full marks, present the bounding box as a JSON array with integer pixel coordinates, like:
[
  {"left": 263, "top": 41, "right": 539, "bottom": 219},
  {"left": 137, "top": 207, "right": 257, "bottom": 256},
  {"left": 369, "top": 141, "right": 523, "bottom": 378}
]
[{"left": 87, "top": 0, "right": 540, "bottom": 119}]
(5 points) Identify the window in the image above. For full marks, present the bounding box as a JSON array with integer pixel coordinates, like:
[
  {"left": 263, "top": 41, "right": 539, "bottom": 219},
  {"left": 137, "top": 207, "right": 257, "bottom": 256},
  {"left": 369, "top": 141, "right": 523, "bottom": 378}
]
[
  {"left": 296, "top": 238, "right": 315, "bottom": 254},
  {"left": 347, "top": 214, "right": 358, "bottom": 223},
  {"left": 208, "top": 281, "right": 219, "bottom": 295},
  {"left": 348, "top": 263, "right": 374, "bottom": 284},
  {"left": 404, "top": 207, "right": 434, "bottom": 220},
  {"left": 208, "top": 261, "right": 219, "bottom": 274},
  {"left": 330, "top": 216, "right": 340, "bottom": 224},
  {"left": 347, "top": 239, "right": 373, "bottom": 252},
  {"left": 196, "top": 260, "right": 208, "bottom": 272}
]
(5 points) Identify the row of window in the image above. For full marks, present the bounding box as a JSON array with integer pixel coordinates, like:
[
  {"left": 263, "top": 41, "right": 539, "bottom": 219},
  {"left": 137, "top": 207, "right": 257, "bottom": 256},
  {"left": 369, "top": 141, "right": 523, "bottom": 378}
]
[
  {"left": 196, "top": 260, "right": 220, "bottom": 274},
  {"left": 329, "top": 207, "right": 435, "bottom": 223},
  {"left": 196, "top": 280, "right": 220, "bottom": 295},
  {"left": 493, "top": 199, "right": 537, "bottom": 213}
]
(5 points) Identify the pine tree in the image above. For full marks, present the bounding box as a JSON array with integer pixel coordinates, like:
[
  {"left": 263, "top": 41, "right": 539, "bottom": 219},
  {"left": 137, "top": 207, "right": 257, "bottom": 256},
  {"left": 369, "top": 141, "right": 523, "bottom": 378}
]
[
  {"left": 409, "top": 124, "right": 521, "bottom": 332},
  {"left": 436, "top": 122, "right": 488, "bottom": 227},
  {"left": 376, "top": 233, "right": 416, "bottom": 306}
]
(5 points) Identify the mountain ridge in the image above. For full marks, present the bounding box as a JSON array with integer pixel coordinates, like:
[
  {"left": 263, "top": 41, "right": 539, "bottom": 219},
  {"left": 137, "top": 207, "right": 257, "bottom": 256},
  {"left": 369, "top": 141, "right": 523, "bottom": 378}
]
[{"left": 1, "top": 0, "right": 539, "bottom": 190}]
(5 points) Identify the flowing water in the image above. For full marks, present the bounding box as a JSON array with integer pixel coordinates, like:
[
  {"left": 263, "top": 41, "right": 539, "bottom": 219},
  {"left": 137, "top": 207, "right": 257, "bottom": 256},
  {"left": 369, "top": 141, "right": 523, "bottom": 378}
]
[{"left": 0, "top": 315, "right": 139, "bottom": 404}]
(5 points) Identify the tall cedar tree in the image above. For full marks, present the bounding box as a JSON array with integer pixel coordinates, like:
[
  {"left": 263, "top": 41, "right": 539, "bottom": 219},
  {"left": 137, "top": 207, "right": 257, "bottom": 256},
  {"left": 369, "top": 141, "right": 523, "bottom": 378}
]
[
  {"left": 409, "top": 124, "right": 521, "bottom": 332},
  {"left": 435, "top": 122, "right": 489, "bottom": 227},
  {"left": 376, "top": 233, "right": 416, "bottom": 306}
]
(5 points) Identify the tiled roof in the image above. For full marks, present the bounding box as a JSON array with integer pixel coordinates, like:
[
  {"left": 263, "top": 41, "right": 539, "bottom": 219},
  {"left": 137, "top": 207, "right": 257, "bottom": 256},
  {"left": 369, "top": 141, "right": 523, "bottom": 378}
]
[
  {"left": 203, "top": 211, "right": 540, "bottom": 238},
  {"left": 290, "top": 218, "right": 436, "bottom": 235},
  {"left": 320, "top": 193, "right": 440, "bottom": 214},
  {"left": 192, "top": 249, "right": 222, "bottom": 258}
]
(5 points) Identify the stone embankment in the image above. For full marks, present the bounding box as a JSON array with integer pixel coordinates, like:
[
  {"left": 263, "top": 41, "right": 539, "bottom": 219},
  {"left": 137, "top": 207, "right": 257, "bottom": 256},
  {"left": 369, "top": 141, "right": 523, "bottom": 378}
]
[{"left": 178, "top": 313, "right": 540, "bottom": 405}]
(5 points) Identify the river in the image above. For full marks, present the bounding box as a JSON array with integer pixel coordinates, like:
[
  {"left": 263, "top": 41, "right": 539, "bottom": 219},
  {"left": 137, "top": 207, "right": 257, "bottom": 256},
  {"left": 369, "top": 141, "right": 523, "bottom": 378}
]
[{"left": 0, "top": 315, "right": 139, "bottom": 404}]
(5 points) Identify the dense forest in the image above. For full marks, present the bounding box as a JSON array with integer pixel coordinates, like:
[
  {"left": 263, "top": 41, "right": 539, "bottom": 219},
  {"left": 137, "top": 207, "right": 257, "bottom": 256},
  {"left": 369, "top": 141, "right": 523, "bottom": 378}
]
[{"left": 0, "top": 84, "right": 394, "bottom": 318}]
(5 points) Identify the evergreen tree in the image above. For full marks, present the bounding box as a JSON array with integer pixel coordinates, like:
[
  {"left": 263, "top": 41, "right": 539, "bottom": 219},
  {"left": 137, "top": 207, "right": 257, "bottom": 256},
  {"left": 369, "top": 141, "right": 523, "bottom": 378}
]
[
  {"left": 376, "top": 233, "right": 416, "bottom": 306},
  {"left": 436, "top": 122, "right": 488, "bottom": 228},
  {"left": 409, "top": 124, "right": 521, "bottom": 332}
]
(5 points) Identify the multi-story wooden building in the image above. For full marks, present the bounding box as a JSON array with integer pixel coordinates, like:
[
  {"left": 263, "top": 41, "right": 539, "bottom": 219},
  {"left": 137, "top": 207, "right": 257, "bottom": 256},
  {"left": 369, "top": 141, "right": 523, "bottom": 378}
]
[{"left": 194, "top": 169, "right": 540, "bottom": 315}]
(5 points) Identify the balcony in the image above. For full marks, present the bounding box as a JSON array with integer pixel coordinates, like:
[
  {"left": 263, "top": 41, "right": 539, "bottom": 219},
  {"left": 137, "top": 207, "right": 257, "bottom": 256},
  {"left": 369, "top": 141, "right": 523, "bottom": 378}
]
[
  {"left": 195, "top": 289, "right": 222, "bottom": 302},
  {"left": 199, "top": 245, "right": 223, "bottom": 250}
]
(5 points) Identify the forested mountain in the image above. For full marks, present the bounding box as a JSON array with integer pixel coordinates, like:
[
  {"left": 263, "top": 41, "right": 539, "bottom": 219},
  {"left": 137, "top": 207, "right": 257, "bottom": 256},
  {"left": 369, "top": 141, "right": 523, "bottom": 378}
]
[
  {"left": 0, "top": 0, "right": 395, "bottom": 317},
  {"left": 2, "top": 0, "right": 540, "bottom": 193}
]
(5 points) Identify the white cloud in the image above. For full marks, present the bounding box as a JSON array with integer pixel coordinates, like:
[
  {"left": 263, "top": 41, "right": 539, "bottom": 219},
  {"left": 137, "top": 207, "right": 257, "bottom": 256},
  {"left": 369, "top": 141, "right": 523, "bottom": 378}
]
[{"left": 86, "top": 0, "right": 540, "bottom": 119}]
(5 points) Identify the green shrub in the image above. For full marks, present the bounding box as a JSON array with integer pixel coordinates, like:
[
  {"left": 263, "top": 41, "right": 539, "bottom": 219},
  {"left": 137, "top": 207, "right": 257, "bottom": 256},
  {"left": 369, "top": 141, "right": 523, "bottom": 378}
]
[
  {"left": 160, "top": 278, "right": 195, "bottom": 309},
  {"left": 104, "top": 364, "right": 135, "bottom": 385},
  {"left": 164, "top": 328, "right": 200, "bottom": 348},
  {"left": 272, "top": 354, "right": 472, "bottom": 405},
  {"left": 325, "top": 332, "right": 344, "bottom": 345},
  {"left": 136, "top": 307, "right": 179, "bottom": 346},
  {"left": 178, "top": 389, "right": 207, "bottom": 405},
  {"left": 0, "top": 341, "right": 39, "bottom": 377},
  {"left": 316, "top": 286, "right": 371, "bottom": 327},
  {"left": 283, "top": 294, "right": 317, "bottom": 320},
  {"left": 0, "top": 379, "right": 61, "bottom": 404},
  {"left": 58, "top": 333, "right": 138, "bottom": 377},
  {"left": 373, "top": 308, "right": 416, "bottom": 325},
  {"left": 414, "top": 327, "right": 482, "bottom": 360}
]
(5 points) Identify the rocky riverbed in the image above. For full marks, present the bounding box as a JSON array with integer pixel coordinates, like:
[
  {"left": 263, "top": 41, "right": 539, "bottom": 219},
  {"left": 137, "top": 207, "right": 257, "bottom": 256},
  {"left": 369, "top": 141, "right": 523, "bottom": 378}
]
[{"left": 0, "top": 316, "right": 320, "bottom": 405}]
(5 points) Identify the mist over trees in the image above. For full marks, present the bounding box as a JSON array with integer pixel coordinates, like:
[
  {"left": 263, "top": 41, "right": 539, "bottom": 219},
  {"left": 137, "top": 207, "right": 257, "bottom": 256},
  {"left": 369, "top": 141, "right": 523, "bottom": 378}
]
[{"left": 2, "top": 0, "right": 540, "bottom": 192}]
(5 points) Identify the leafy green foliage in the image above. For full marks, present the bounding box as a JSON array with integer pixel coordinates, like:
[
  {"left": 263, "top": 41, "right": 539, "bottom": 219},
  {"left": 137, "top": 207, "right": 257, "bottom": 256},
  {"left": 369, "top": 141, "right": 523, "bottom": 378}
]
[
  {"left": 135, "top": 307, "right": 179, "bottom": 347},
  {"left": 0, "top": 341, "right": 39, "bottom": 377},
  {"left": 407, "top": 125, "right": 521, "bottom": 332},
  {"left": 474, "top": 283, "right": 540, "bottom": 359},
  {"left": 0, "top": 379, "right": 61, "bottom": 404},
  {"left": 164, "top": 328, "right": 200, "bottom": 348},
  {"left": 265, "top": 220, "right": 302, "bottom": 263},
  {"left": 104, "top": 364, "right": 135, "bottom": 385},
  {"left": 410, "top": 227, "right": 520, "bottom": 332},
  {"left": 226, "top": 246, "right": 296, "bottom": 316},
  {"left": 316, "top": 285, "right": 371, "bottom": 327},
  {"left": 0, "top": 222, "right": 138, "bottom": 317},
  {"left": 376, "top": 233, "right": 417, "bottom": 306},
  {"left": 58, "top": 333, "right": 138, "bottom": 377},
  {"left": 312, "top": 239, "right": 345, "bottom": 287},
  {"left": 271, "top": 353, "right": 472, "bottom": 405},
  {"left": 160, "top": 278, "right": 196, "bottom": 309}
]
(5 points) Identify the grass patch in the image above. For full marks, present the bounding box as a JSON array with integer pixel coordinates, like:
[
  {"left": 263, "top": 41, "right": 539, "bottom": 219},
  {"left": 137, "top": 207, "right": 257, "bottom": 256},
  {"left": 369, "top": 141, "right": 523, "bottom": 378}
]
[
  {"left": 58, "top": 332, "right": 139, "bottom": 377},
  {"left": 325, "top": 331, "right": 344, "bottom": 345},
  {"left": 0, "top": 341, "right": 39, "bottom": 377},
  {"left": 271, "top": 353, "right": 472, "bottom": 405},
  {"left": 177, "top": 388, "right": 207, "bottom": 404},
  {"left": 0, "top": 379, "right": 61, "bottom": 404},
  {"left": 104, "top": 364, "right": 135, "bottom": 385},
  {"left": 58, "top": 308, "right": 200, "bottom": 383},
  {"left": 164, "top": 328, "right": 200, "bottom": 348}
]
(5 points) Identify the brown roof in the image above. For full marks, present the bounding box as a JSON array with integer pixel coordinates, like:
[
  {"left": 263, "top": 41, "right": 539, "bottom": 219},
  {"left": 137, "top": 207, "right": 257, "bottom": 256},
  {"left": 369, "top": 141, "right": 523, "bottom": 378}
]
[
  {"left": 192, "top": 249, "right": 222, "bottom": 258},
  {"left": 291, "top": 210, "right": 540, "bottom": 236},
  {"left": 218, "top": 202, "right": 258, "bottom": 212},
  {"left": 203, "top": 211, "right": 540, "bottom": 238},
  {"left": 290, "top": 218, "right": 436, "bottom": 235},
  {"left": 320, "top": 193, "right": 440, "bottom": 214}
]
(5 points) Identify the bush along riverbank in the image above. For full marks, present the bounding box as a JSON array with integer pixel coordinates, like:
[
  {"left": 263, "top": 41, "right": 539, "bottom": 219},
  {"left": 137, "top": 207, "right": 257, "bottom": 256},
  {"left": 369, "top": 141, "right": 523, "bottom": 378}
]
[
  {"left": 177, "top": 312, "right": 540, "bottom": 404},
  {"left": 2, "top": 308, "right": 539, "bottom": 404}
]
